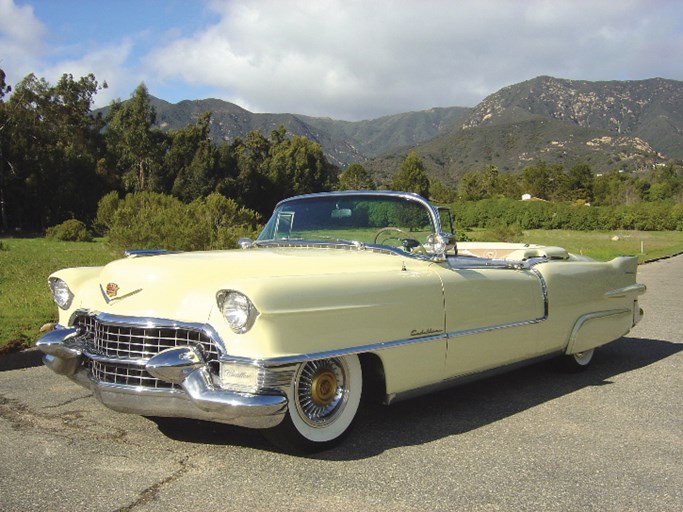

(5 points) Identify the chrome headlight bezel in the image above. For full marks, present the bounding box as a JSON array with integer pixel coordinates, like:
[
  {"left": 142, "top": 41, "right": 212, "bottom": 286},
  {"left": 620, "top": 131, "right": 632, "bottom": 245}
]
[
  {"left": 217, "top": 290, "right": 259, "bottom": 334},
  {"left": 48, "top": 277, "right": 74, "bottom": 310}
]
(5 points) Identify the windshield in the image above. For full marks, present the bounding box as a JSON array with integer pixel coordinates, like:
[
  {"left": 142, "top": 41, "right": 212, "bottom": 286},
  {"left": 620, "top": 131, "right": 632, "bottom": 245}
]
[{"left": 257, "top": 193, "right": 438, "bottom": 252}]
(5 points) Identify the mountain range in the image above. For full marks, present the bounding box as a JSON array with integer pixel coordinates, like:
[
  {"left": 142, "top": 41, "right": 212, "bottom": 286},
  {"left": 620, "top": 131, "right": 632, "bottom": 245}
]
[{"left": 140, "top": 76, "right": 683, "bottom": 186}]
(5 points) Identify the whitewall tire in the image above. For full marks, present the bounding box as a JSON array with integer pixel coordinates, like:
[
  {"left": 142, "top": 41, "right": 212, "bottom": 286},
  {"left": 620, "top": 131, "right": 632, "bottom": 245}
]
[
  {"left": 264, "top": 354, "right": 362, "bottom": 453},
  {"left": 559, "top": 348, "right": 595, "bottom": 372}
]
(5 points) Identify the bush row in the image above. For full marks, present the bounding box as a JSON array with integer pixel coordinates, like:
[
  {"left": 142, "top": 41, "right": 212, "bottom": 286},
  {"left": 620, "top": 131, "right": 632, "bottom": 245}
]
[
  {"left": 450, "top": 198, "right": 683, "bottom": 232},
  {"left": 95, "top": 192, "right": 262, "bottom": 251}
]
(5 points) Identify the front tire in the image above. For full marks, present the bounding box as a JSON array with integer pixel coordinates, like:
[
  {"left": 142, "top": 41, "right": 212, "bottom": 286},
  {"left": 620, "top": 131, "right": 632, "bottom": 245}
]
[{"left": 264, "top": 355, "right": 362, "bottom": 453}]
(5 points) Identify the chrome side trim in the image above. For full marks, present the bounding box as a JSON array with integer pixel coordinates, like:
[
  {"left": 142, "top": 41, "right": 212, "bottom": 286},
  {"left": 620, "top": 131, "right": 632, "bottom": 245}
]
[
  {"left": 124, "top": 249, "right": 179, "bottom": 258},
  {"left": 221, "top": 332, "right": 449, "bottom": 367},
  {"left": 531, "top": 266, "right": 550, "bottom": 318},
  {"left": 227, "top": 316, "right": 548, "bottom": 368},
  {"left": 604, "top": 283, "right": 647, "bottom": 298}
]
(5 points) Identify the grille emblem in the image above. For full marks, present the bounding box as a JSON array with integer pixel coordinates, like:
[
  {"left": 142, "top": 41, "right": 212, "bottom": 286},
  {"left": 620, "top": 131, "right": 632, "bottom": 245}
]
[{"left": 106, "top": 283, "right": 120, "bottom": 298}]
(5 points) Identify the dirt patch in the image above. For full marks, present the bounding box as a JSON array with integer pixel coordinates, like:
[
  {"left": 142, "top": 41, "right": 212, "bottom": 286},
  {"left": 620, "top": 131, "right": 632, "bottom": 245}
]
[{"left": 0, "top": 337, "right": 30, "bottom": 355}]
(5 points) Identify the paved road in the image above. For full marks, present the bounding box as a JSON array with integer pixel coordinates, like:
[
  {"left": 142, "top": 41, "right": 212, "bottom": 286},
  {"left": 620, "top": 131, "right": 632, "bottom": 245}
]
[{"left": 1, "top": 257, "right": 681, "bottom": 511}]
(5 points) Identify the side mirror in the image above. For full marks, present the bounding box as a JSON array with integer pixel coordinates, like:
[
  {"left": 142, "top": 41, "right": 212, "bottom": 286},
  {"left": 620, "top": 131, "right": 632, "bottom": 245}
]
[
  {"left": 428, "top": 232, "right": 457, "bottom": 260},
  {"left": 237, "top": 238, "right": 254, "bottom": 249}
]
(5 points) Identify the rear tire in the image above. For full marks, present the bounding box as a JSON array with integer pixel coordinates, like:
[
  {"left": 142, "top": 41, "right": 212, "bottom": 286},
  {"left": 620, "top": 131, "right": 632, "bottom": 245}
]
[
  {"left": 558, "top": 348, "right": 595, "bottom": 372},
  {"left": 263, "top": 354, "right": 362, "bottom": 453}
]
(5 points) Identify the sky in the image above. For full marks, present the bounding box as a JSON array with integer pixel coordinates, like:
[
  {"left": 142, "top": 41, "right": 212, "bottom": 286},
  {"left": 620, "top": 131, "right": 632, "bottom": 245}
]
[{"left": 2, "top": 0, "right": 682, "bottom": 121}]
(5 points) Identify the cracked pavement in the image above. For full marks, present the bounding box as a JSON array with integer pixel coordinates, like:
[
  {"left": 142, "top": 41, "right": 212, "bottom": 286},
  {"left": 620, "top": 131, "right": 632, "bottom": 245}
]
[{"left": 1, "top": 256, "right": 681, "bottom": 511}]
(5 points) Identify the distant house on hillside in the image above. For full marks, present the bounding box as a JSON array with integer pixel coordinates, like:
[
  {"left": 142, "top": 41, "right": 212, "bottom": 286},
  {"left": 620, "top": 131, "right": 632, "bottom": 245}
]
[{"left": 521, "top": 194, "right": 547, "bottom": 201}]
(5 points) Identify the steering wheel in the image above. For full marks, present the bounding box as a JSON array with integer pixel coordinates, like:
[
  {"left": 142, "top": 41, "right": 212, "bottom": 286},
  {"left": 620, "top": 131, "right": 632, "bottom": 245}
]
[{"left": 372, "top": 227, "right": 427, "bottom": 254}]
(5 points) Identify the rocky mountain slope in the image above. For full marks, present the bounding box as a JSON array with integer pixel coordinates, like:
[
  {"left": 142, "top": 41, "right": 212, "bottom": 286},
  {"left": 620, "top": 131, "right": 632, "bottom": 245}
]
[
  {"left": 365, "top": 76, "right": 682, "bottom": 185},
  {"left": 108, "top": 76, "right": 682, "bottom": 185},
  {"left": 146, "top": 97, "right": 468, "bottom": 168}
]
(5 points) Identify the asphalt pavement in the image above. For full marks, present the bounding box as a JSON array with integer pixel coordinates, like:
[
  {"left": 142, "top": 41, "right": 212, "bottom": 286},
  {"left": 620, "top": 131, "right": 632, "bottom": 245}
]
[{"left": 0, "top": 255, "right": 681, "bottom": 511}]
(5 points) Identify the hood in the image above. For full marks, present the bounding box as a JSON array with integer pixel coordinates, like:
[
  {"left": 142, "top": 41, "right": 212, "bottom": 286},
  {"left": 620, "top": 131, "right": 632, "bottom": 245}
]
[{"left": 72, "top": 247, "right": 411, "bottom": 322}]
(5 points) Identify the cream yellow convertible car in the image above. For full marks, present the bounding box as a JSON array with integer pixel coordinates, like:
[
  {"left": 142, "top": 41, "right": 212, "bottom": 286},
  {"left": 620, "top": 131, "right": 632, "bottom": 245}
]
[{"left": 37, "top": 191, "right": 645, "bottom": 452}]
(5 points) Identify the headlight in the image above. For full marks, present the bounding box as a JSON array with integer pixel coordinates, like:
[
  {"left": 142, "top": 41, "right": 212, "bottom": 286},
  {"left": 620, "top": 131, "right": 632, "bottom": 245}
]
[
  {"left": 48, "top": 277, "right": 74, "bottom": 310},
  {"left": 217, "top": 290, "right": 259, "bottom": 334}
]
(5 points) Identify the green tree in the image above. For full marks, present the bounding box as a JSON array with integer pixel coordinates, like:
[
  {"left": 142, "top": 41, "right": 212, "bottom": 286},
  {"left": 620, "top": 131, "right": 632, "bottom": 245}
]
[
  {"left": 0, "top": 68, "right": 12, "bottom": 231},
  {"left": 1, "top": 72, "right": 107, "bottom": 230},
  {"left": 391, "top": 151, "right": 429, "bottom": 197},
  {"left": 496, "top": 173, "right": 523, "bottom": 200},
  {"left": 593, "top": 170, "right": 641, "bottom": 206},
  {"left": 429, "top": 178, "right": 456, "bottom": 203},
  {"left": 457, "top": 171, "right": 484, "bottom": 201},
  {"left": 169, "top": 112, "right": 218, "bottom": 201},
  {"left": 105, "top": 83, "right": 167, "bottom": 193},
  {"left": 566, "top": 163, "right": 594, "bottom": 202},
  {"left": 338, "top": 163, "right": 375, "bottom": 190},
  {"left": 232, "top": 130, "right": 273, "bottom": 215},
  {"left": 268, "top": 134, "right": 338, "bottom": 198},
  {"left": 521, "top": 162, "right": 563, "bottom": 200}
]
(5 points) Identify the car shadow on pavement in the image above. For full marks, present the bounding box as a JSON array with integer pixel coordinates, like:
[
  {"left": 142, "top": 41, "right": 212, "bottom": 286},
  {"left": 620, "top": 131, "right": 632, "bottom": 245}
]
[{"left": 148, "top": 336, "right": 681, "bottom": 459}]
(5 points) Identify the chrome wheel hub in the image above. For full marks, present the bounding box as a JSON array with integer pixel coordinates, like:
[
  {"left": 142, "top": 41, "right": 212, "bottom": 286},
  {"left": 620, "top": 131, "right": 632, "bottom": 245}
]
[{"left": 294, "top": 358, "right": 348, "bottom": 428}]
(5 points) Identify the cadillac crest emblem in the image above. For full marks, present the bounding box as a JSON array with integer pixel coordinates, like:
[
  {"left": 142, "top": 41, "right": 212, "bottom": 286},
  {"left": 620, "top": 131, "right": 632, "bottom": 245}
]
[{"left": 105, "top": 283, "right": 120, "bottom": 298}]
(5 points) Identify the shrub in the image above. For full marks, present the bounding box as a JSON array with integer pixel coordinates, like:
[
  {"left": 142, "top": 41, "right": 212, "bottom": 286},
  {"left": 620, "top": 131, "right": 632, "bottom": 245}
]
[
  {"left": 101, "top": 192, "right": 262, "bottom": 251},
  {"left": 671, "top": 204, "right": 683, "bottom": 231},
  {"left": 93, "top": 191, "right": 121, "bottom": 236},
  {"left": 45, "top": 219, "right": 92, "bottom": 242},
  {"left": 448, "top": 198, "right": 683, "bottom": 232}
]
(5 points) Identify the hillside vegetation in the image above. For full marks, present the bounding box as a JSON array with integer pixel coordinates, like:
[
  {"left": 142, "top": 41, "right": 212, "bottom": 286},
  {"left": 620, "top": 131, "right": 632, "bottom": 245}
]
[{"left": 1, "top": 69, "right": 682, "bottom": 242}]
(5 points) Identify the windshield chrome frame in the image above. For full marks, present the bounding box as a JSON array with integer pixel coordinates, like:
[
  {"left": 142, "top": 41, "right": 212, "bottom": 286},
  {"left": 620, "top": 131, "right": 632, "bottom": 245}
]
[{"left": 258, "top": 190, "right": 445, "bottom": 251}]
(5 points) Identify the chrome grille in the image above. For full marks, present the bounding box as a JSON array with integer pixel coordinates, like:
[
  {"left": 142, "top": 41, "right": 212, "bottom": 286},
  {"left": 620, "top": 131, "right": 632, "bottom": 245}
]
[
  {"left": 75, "top": 314, "right": 220, "bottom": 389},
  {"left": 89, "top": 360, "right": 175, "bottom": 389},
  {"left": 76, "top": 315, "right": 219, "bottom": 361}
]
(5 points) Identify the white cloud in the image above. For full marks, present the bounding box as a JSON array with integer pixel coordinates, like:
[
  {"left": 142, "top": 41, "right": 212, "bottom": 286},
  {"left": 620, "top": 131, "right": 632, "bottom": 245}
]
[
  {"left": 141, "top": 0, "right": 683, "bottom": 119},
  {"left": 39, "top": 41, "right": 136, "bottom": 108},
  {"left": 4, "top": 0, "right": 683, "bottom": 119},
  {"left": 0, "top": 0, "right": 46, "bottom": 80}
]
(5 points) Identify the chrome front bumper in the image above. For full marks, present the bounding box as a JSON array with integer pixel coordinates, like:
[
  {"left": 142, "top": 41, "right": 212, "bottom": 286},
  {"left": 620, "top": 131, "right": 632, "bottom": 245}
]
[{"left": 37, "top": 327, "right": 288, "bottom": 429}]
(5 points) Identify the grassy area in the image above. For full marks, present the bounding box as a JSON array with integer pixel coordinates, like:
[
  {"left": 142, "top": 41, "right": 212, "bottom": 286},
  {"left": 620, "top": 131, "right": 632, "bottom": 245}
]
[
  {"left": 521, "top": 230, "right": 683, "bottom": 262},
  {"left": 1, "top": 231, "right": 682, "bottom": 349},
  {"left": 0, "top": 238, "right": 119, "bottom": 349},
  {"left": 465, "top": 228, "right": 683, "bottom": 262}
]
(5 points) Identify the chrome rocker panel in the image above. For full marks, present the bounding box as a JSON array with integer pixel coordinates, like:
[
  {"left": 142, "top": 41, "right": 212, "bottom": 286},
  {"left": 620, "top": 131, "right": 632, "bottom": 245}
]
[{"left": 37, "top": 327, "right": 288, "bottom": 429}]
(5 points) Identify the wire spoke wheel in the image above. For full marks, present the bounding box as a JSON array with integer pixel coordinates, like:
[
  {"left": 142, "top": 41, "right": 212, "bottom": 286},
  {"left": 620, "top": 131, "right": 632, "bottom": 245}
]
[
  {"left": 264, "top": 354, "right": 362, "bottom": 453},
  {"left": 295, "top": 359, "right": 348, "bottom": 428}
]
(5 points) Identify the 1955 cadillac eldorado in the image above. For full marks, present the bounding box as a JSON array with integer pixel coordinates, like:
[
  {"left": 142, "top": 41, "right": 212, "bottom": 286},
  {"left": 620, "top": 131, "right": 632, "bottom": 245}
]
[{"left": 38, "top": 191, "right": 645, "bottom": 452}]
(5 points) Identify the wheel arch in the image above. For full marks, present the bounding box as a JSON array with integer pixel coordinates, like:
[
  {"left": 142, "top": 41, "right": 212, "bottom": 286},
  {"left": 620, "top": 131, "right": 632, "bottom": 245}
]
[
  {"left": 565, "top": 309, "right": 633, "bottom": 355},
  {"left": 359, "top": 352, "right": 387, "bottom": 404}
]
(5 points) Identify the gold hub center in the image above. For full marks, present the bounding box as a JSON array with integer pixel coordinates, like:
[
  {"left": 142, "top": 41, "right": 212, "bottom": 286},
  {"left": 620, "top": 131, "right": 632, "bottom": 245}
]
[{"left": 311, "top": 370, "right": 338, "bottom": 406}]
